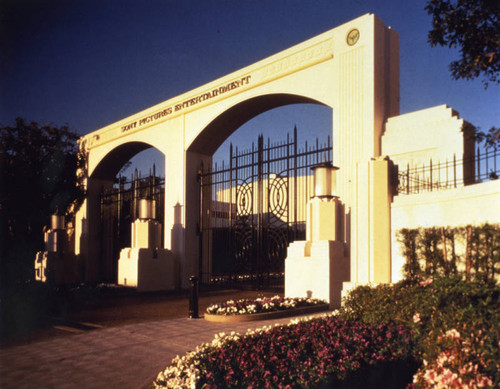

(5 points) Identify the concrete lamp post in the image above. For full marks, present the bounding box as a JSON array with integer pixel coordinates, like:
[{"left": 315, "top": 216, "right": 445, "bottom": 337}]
[
  {"left": 117, "top": 197, "right": 177, "bottom": 292},
  {"left": 285, "top": 160, "right": 348, "bottom": 309}
]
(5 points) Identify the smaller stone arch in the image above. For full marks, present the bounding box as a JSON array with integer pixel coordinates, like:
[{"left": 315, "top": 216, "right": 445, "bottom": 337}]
[
  {"left": 85, "top": 141, "right": 166, "bottom": 282},
  {"left": 90, "top": 141, "right": 156, "bottom": 180}
]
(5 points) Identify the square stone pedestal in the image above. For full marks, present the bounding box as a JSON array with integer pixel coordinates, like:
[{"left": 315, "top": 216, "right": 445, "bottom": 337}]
[
  {"left": 118, "top": 248, "right": 177, "bottom": 292},
  {"left": 285, "top": 240, "right": 348, "bottom": 309},
  {"left": 35, "top": 251, "right": 78, "bottom": 285}
]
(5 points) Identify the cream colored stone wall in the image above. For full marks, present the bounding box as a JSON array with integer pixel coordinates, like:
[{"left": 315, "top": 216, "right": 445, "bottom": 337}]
[
  {"left": 391, "top": 180, "right": 500, "bottom": 282},
  {"left": 382, "top": 105, "right": 475, "bottom": 175}
]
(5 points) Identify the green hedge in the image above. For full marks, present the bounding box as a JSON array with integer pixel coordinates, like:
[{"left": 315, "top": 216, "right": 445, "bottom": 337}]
[
  {"left": 339, "top": 276, "right": 500, "bottom": 387},
  {"left": 397, "top": 223, "right": 500, "bottom": 281}
]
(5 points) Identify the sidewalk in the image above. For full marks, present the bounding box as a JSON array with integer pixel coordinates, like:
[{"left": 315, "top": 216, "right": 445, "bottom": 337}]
[{"left": 0, "top": 311, "right": 328, "bottom": 388}]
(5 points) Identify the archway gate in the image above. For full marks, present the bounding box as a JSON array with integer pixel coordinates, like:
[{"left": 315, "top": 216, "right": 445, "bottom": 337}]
[
  {"left": 77, "top": 14, "right": 399, "bottom": 288},
  {"left": 199, "top": 129, "right": 331, "bottom": 288}
]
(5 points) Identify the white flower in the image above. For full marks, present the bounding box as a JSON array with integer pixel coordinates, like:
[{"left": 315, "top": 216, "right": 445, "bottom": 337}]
[{"left": 444, "top": 329, "right": 460, "bottom": 339}]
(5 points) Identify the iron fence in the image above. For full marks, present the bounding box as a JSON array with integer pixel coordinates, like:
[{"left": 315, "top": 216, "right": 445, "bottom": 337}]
[
  {"left": 199, "top": 127, "right": 332, "bottom": 288},
  {"left": 398, "top": 147, "right": 499, "bottom": 195}
]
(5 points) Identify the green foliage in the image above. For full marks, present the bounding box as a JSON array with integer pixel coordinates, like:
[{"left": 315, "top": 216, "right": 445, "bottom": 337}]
[
  {"left": 0, "top": 118, "right": 85, "bottom": 293},
  {"left": 397, "top": 224, "right": 500, "bottom": 282},
  {"left": 425, "top": 0, "right": 500, "bottom": 87},
  {"left": 398, "top": 229, "right": 420, "bottom": 279},
  {"left": 476, "top": 126, "right": 500, "bottom": 149},
  {"left": 339, "top": 276, "right": 500, "bottom": 386}
]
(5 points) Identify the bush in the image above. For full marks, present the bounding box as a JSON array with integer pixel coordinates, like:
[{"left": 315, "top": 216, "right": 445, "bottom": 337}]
[
  {"left": 339, "top": 276, "right": 500, "bottom": 387},
  {"left": 397, "top": 224, "right": 500, "bottom": 281}
]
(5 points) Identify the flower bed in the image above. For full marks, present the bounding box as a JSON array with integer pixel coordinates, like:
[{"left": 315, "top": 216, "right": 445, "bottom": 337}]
[
  {"left": 154, "top": 314, "right": 415, "bottom": 388},
  {"left": 205, "top": 296, "right": 329, "bottom": 322},
  {"left": 154, "top": 276, "right": 499, "bottom": 388}
]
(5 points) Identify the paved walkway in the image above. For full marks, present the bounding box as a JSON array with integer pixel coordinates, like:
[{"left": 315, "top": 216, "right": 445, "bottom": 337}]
[{"left": 0, "top": 312, "right": 329, "bottom": 389}]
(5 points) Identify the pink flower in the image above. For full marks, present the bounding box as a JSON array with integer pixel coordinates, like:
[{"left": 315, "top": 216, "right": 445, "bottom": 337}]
[{"left": 419, "top": 276, "right": 433, "bottom": 287}]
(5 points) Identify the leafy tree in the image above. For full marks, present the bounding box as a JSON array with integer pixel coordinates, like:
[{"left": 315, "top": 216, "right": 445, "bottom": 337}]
[
  {"left": 425, "top": 0, "right": 500, "bottom": 87},
  {"left": 0, "top": 118, "right": 85, "bottom": 293},
  {"left": 476, "top": 126, "right": 500, "bottom": 148}
]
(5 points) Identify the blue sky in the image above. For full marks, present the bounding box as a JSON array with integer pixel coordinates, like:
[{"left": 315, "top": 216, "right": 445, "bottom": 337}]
[{"left": 1, "top": 0, "right": 499, "bottom": 176}]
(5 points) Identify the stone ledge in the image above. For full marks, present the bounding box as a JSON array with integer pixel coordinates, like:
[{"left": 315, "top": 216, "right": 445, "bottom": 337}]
[{"left": 204, "top": 303, "right": 330, "bottom": 323}]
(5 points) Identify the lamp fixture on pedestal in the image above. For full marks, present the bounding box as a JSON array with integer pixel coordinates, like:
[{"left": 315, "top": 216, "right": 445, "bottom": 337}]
[
  {"left": 139, "top": 198, "right": 156, "bottom": 220},
  {"left": 311, "top": 161, "right": 339, "bottom": 199}
]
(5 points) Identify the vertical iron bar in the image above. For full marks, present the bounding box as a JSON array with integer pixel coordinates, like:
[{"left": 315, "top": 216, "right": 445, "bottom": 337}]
[
  {"left": 406, "top": 163, "right": 410, "bottom": 194},
  {"left": 477, "top": 147, "right": 481, "bottom": 182},
  {"left": 305, "top": 140, "right": 308, "bottom": 199},
  {"left": 430, "top": 158, "right": 433, "bottom": 191},
  {"left": 229, "top": 143, "right": 233, "bottom": 272},
  {"left": 133, "top": 169, "right": 139, "bottom": 221},
  {"left": 294, "top": 126, "right": 298, "bottom": 239},
  {"left": 316, "top": 137, "right": 319, "bottom": 164},
  {"left": 198, "top": 164, "right": 204, "bottom": 283},
  {"left": 438, "top": 160, "right": 441, "bottom": 189},
  {"left": 234, "top": 145, "right": 239, "bottom": 286},
  {"left": 446, "top": 159, "right": 449, "bottom": 188},
  {"left": 454, "top": 154, "right": 457, "bottom": 187},
  {"left": 117, "top": 176, "right": 122, "bottom": 242},
  {"left": 286, "top": 132, "right": 290, "bottom": 241},
  {"left": 257, "top": 135, "right": 264, "bottom": 289},
  {"left": 494, "top": 147, "right": 497, "bottom": 175},
  {"left": 265, "top": 136, "right": 271, "bottom": 288},
  {"left": 251, "top": 141, "right": 255, "bottom": 286},
  {"left": 486, "top": 148, "right": 489, "bottom": 178}
]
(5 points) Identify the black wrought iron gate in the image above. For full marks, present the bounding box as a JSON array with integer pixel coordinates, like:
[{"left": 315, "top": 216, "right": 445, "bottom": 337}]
[
  {"left": 199, "top": 128, "right": 331, "bottom": 288},
  {"left": 99, "top": 169, "right": 164, "bottom": 283}
]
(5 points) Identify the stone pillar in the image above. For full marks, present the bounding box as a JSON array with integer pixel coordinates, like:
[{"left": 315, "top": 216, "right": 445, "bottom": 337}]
[
  {"left": 34, "top": 214, "right": 78, "bottom": 285},
  {"left": 285, "top": 164, "right": 349, "bottom": 308},
  {"left": 342, "top": 157, "right": 392, "bottom": 297}
]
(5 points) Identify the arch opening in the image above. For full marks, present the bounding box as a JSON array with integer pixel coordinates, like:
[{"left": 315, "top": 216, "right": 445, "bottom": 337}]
[
  {"left": 190, "top": 94, "right": 333, "bottom": 288},
  {"left": 187, "top": 93, "right": 328, "bottom": 155},
  {"left": 91, "top": 141, "right": 158, "bottom": 180},
  {"left": 88, "top": 141, "right": 165, "bottom": 283}
]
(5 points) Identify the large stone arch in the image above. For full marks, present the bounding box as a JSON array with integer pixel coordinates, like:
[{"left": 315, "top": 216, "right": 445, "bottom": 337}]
[
  {"left": 77, "top": 14, "right": 399, "bottom": 286},
  {"left": 187, "top": 93, "right": 327, "bottom": 155},
  {"left": 183, "top": 93, "right": 330, "bottom": 284}
]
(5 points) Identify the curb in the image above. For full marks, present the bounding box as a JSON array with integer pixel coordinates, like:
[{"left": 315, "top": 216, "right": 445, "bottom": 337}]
[{"left": 204, "top": 303, "right": 330, "bottom": 323}]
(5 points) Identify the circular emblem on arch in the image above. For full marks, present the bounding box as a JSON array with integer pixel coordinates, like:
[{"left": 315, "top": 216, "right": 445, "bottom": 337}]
[{"left": 346, "top": 28, "right": 360, "bottom": 46}]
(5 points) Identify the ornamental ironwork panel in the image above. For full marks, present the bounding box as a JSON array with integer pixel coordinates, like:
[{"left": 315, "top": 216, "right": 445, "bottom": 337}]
[{"left": 199, "top": 127, "right": 332, "bottom": 289}]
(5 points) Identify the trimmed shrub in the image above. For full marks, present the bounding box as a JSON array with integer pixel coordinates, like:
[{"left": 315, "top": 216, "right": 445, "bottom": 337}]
[
  {"left": 397, "top": 223, "right": 500, "bottom": 281},
  {"left": 339, "top": 276, "right": 500, "bottom": 387}
]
